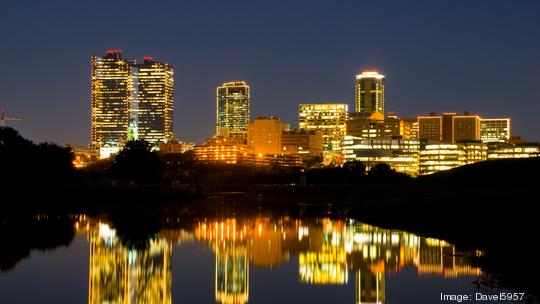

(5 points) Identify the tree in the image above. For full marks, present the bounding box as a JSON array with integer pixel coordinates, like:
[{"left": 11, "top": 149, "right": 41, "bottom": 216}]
[
  {"left": 111, "top": 140, "right": 162, "bottom": 184},
  {"left": 343, "top": 160, "right": 366, "bottom": 175}
]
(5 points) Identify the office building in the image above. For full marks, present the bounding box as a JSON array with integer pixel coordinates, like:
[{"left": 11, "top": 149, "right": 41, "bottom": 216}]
[
  {"left": 248, "top": 116, "right": 289, "bottom": 155},
  {"left": 217, "top": 81, "right": 250, "bottom": 138},
  {"left": 480, "top": 118, "right": 510, "bottom": 143},
  {"left": 194, "top": 136, "right": 248, "bottom": 164},
  {"left": 341, "top": 136, "right": 420, "bottom": 176},
  {"left": 418, "top": 115, "right": 442, "bottom": 141},
  {"left": 418, "top": 143, "right": 466, "bottom": 175},
  {"left": 441, "top": 112, "right": 457, "bottom": 143},
  {"left": 298, "top": 103, "right": 348, "bottom": 153},
  {"left": 355, "top": 71, "right": 385, "bottom": 115},
  {"left": 133, "top": 56, "right": 174, "bottom": 144},
  {"left": 91, "top": 50, "right": 174, "bottom": 150},
  {"left": 91, "top": 50, "right": 133, "bottom": 149},
  {"left": 453, "top": 115, "right": 481, "bottom": 142},
  {"left": 281, "top": 129, "right": 323, "bottom": 157}
]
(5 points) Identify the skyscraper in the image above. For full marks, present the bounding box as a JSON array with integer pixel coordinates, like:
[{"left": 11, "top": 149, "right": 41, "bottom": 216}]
[
  {"left": 91, "top": 50, "right": 133, "bottom": 149},
  {"left": 418, "top": 115, "right": 442, "bottom": 141},
  {"left": 355, "top": 71, "right": 385, "bottom": 115},
  {"left": 133, "top": 56, "right": 174, "bottom": 144},
  {"left": 217, "top": 81, "right": 250, "bottom": 138},
  {"left": 91, "top": 50, "right": 174, "bottom": 151}
]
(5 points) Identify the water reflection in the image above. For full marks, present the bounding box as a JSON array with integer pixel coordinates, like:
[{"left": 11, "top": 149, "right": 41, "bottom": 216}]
[{"left": 77, "top": 215, "right": 481, "bottom": 304}]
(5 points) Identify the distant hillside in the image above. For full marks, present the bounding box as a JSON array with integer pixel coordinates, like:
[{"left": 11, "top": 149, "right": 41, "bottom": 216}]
[{"left": 416, "top": 157, "right": 540, "bottom": 187}]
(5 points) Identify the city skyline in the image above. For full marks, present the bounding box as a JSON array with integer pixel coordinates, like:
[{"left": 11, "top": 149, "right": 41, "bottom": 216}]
[{"left": 1, "top": 0, "right": 539, "bottom": 146}]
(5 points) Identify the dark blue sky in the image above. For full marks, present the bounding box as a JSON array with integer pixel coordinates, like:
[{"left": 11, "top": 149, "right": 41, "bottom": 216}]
[{"left": 1, "top": 0, "right": 539, "bottom": 145}]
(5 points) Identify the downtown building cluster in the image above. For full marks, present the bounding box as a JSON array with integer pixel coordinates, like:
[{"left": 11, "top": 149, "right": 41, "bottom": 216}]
[
  {"left": 89, "top": 50, "right": 539, "bottom": 175},
  {"left": 91, "top": 50, "right": 174, "bottom": 158}
]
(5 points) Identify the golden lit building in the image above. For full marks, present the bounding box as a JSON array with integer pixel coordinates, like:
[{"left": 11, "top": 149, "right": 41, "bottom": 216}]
[
  {"left": 346, "top": 112, "right": 403, "bottom": 139},
  {"left": 68, "top": 145, "right": 97, "bottom": 168},
  {"left": 341, "top": 136, "right": 420, "bottom": 176},
  {"left": 453, "top": 115, "right": 481, "bottom": 142},
  {"left": 480, "top": 118, "right": 510, "bottom": 143},
  {"left": 281, "top": 129, "right": 323, "bottom": 157},
  {"left": 418, "top": 115, "right": 442, "bottom": 141},
  {"left": 298, "top": 103, "right": 348, "bottom": 153},
  {"left": 217, "top": 81, "right": 250, "bottom": 138},
  {"left": 133, "top": 56, "right": 174, "bottom": 144},
  {"left": 248, "top": 116, "right": 289, "bottom": 155},
  {"left": 460, "top": 142, "right": 488, "bottom": 164},
  {"left": 194, "top": 136, "right": 248, "bottom": 164},
  {"left": 91, "top": 50, "right": 133, "bottom": 149},
  {"left": 487, "top": 143, "right": 540, "bottom": 159},
  {"left": 418, "top": 143, "right": 466, "bottom": 175},
  {"left": 355, "top": 71, "right": 385, "bottom": 115},
  {"left": 88, "top": 223, "right": 172, "bottom": 304}
]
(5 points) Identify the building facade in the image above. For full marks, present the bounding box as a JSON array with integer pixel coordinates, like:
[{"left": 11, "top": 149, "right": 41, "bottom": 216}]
[
  {"left": 217, "top": 81, "right": 250, "bottom": 138},
  {"left": 281, "top": 129, "right": 323, "bottom": 157},
  {"left": 298, "top": 103, "right": 348, "bottom": 153},
  {"left": 133, "top": 56, "right": 174, "bottom": 144},
  {"left": 91, "top": 50, "right": 133, "bottom": 149},
  {"left": 453, "top": 115, "right": 481, "bottom": 142},
  {"left": 418, "top": 143, "right": 466, "bottom": 175},
  {"left": 248, "top": 116, "right": 289, "bottom": 155},
  {"left": 480, "top": 118, "right": 510, "bottom": 143},
  {"left": 355, "top": 71, "right": 385, "bottom": 115},
  {"left": 91, "top": 50, "right": 174, "bottom": 150},
  {"left": 341, "top": 136, "right": 420, "bottom": 176},
  {"left": 418, "top": 115, "right": 442, "bottom": 141}
]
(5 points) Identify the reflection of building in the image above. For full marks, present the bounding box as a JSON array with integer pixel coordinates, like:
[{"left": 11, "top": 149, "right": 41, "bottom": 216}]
[
  {"left": 355, "top": 71, "right": 385, "bottom": 115},
  {"left": 215, "top": 244, "right": 249, "bottom": 304},
  {"left": 298, "top": 103, "right": 348, "bottom": 153},
  {"left": 217, "top": 81, "right": 250, "bottom": 138},
  {"left": 88, "top": 223, "right": 172, "bottom": 304},
  {"left": 298, "top": 219, "right": 348, "bottom": 284},
  {"left": 480, "top": 118, "right": 510, "bottom": 143}
]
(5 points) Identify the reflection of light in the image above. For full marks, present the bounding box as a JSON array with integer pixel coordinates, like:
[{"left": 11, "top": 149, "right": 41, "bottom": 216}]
[{"left": 98, "top": 223, "right": 116, "bottom": 239}]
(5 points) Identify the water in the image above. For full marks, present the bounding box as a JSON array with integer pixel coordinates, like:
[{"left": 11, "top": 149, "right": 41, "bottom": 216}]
[{"left": 0, "top": 211, "right": 490, "bottom": 303}]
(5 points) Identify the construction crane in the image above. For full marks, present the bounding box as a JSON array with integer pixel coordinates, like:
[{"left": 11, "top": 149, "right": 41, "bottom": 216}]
[{"left": 0, "top": 108, "right": 23, "bottom": 127}]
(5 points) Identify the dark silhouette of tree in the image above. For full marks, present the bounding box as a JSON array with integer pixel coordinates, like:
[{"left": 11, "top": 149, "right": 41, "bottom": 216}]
[
  {"left": 111, "top": 139, "right": 162, "bottom": 184},
  {"left": 302, "top": 155, "right": 323, "bottom": 169},
  {"left": 343, "top": 160, "right": 366, "bottom": 175},
  {"left": 0, "top": 127, "right": 74, "bottom": 185},
  {"left": 368, "top": 163, "right": 410, "bottom": 183}
]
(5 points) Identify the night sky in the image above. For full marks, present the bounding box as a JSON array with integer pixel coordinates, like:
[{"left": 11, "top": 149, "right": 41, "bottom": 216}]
[{"left": 1, "top": 0, "right": 539, "bottom": 146}]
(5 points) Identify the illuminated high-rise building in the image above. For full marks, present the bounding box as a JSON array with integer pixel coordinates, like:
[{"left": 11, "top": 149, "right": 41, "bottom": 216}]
[
  {"left": 91, "top": 50, "right": 175, "bottom": 150},
  {"left": 355, "top": 71, "right": 385, "bottom": 115},
  {"left": 217, "top": 81, "right": 250, "bottom": 138},
  {"left": 480, "top": 118, "right": 510, "bottom": 143},
  {"left": 91, "top": 50, "right": 133, "bottom": 149},
  {"left": 133, "top": 56, "right": 174, "bottom": 144},
  {"left": 298, "top": 103, "right": 348, "bottom": 152}
]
